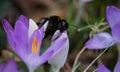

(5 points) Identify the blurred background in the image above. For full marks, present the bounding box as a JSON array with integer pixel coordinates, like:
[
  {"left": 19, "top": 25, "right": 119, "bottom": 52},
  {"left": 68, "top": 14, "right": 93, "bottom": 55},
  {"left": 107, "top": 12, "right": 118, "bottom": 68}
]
[{"left": 0, "top": 0, "right": 119, "bottom": 72}]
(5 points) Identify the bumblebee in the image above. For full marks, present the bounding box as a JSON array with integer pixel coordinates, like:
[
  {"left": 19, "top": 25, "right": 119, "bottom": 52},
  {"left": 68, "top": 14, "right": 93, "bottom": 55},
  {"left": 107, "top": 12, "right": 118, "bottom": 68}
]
[{"left": 38, "top": 16, "right": 68, "bottom": 37}]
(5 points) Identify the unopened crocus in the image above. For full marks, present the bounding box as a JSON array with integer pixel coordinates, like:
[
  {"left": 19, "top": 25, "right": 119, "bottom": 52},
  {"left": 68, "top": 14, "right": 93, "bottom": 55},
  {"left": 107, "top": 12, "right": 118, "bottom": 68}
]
[
  {"left": 97, "top": 60, "right": 120, "bottom": 72},
  {"left": 48, "top": 30, "right": 69, "bottom": 72},
  {"left": 85, "top": 6, "right": 120, "bottom": 49},
  {"left": 2, "top": 15, "right": 68, "bottom": 72},
  {"left": 0, "top": 59, "right": 24, "bottom": 72}
]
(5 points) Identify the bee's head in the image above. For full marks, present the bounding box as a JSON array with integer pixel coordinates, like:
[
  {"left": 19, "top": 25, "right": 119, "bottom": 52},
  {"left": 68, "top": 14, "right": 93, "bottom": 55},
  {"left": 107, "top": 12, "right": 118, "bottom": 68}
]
[{"left": 58, "top": 20, "right": 68, "bottom": 32}]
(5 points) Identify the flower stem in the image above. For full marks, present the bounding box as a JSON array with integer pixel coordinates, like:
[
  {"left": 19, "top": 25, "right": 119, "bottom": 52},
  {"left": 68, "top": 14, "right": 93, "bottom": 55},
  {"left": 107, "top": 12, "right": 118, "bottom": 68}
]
[
  {"left": 83, "top": 48, "right": 109, "bottom": 72},
  {"left": 72, "top": 46, "right": 86, "bottom": 72},
  {"left": 50, "top": 66, "right": 60, "bottom": 72},
  {"left": 117, "top": 43, "right": 120, "bottom": 59},
  {"left": 70, "top": 0, "right": 85, "bottom": 37},
  {"left": 77, "top": 25, "right": 93, "bottom": 32},
  {"left": 28, "top": 67, "right": 35, "bottom": 72}
]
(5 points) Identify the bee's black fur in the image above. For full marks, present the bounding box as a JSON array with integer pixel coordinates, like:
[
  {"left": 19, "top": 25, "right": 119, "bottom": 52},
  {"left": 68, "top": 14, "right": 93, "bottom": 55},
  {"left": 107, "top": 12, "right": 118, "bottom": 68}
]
[{"left": 38, "top": 16, "right": 68, "bottom": 37}]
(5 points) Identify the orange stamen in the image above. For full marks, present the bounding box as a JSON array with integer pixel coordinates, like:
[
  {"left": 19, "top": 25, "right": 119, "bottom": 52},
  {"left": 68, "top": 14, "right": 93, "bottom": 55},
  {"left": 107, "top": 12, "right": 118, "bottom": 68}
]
[{"left": 32, "top": 37, "right": 40, "bottom": 53}]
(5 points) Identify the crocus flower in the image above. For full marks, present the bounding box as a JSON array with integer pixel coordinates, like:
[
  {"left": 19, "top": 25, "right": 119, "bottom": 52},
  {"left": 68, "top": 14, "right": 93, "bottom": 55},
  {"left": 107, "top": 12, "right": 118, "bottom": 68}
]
[
  {"left": 85, "top": 6, "right": 120, "bottom": 49},
  {"left": 2, "top": 15, "right": 68, "bottom": 72},
  {"left": 97, "top": 60, "right": 120, "bottom": 72},
  {"left": 48, "top": 30, "right": 69, "bottom": 72},
  {"left": 0, "top": 59, "right": 24, "bottom": 72}
]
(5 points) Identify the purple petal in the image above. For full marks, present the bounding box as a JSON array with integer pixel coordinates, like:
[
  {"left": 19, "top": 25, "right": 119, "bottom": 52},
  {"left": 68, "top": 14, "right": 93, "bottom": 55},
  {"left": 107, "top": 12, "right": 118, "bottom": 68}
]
[
  {"left": 0, "top": 63, "right": 6, "bottom": 72},
  {"left": 18, "top": 15, "right": 29, "bottom": 29},
  {"left": 2, "top": 19, "right": 13, "bottom": 34},
  {"left": 41, "top": 38, "right": 67, "bottom": 65},
  {"left": 2, "top": 19, "right": 17, "bottom": 51},
  {"left": 43, "top": 21, "right": 49, "bottom": 32},
  {"left": 2, "top": 18, "right": 28, "bottom": 61},
  {"left": 28, "top": 19, "right": 38, "bottom": 39},
  {"left": 52, "top": 30, "right": 61, "bottom": 42},
  {"left": 47, "top": 31, "right": 69, "bottom": 68},
  {"left": 29, "top": 29, "right": 44, "bottom": 54},
  {"left": 106, "top": 6, "right": 120, "bottom": 28},
  {"left": 39, "top": 30, "right": 67, "bottom": 65},
  {"left": 2, "top": 60, "right": 17, "bottom": 72},
  {"left": 0, "top": 59, "right": 24, "bottom": 72},
  {"left": 25, "top": 54, "right": 43, "bottom": 70},
  {"left": 38, "top": 26, "right": 45, "bottom": 39},
  {"left": 85, "top": 32, "right": 116, "bottom": 49},
  {"left": 7, "top": 30, "right": 16, "bottom": 50},
  {"left": 14, "top": 20, "right": 28, "bottom": 57},
  {"left": 111, "top": 22, "right": 120, "bottom": 42},
  {"left": 39, "top": 50, "right": 53, "bottom": 65},
  {"left": 14, "top": 19, "right": 28, "bottom": 46},
  {"left": 97, "top": 64, "right": 111, "bottom": 72},
  {"left": 51, "top": 31, "right": 68, "bottom": 54},
  {"left": 13, "top": 35, "right": 28, "bottom": 61},
  {"left": 114, "top": 60, "right": 120, "bottom": 72}
]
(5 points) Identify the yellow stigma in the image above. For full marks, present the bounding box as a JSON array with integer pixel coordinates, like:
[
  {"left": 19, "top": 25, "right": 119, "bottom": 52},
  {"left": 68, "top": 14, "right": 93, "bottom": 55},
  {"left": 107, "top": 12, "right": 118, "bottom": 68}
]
[{"left": 32, "top": 37, "right": 40, "bottom": 53}]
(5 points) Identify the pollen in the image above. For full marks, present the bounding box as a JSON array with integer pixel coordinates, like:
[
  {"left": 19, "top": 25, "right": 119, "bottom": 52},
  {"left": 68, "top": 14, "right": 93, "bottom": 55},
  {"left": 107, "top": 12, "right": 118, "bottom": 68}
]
[
  {"left": 32, "top": 36, "right": 40, "bottom": 53},
  {"left": 58, "top": 16, "right": 62, "bottom": 20}
]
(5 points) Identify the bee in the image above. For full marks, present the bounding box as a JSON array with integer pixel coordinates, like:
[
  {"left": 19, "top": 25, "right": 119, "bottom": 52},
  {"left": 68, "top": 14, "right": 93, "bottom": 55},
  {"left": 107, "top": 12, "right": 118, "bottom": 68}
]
[{"left": 38, "top": 16, "right": 69, "bottom": 37}]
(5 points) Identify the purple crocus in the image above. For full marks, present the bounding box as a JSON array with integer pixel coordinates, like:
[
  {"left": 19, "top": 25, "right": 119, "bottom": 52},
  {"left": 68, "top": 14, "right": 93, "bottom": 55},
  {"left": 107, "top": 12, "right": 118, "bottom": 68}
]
[
  {"left": 0, "top": 59, "right": 24, "bottom": 72},
  {"left": 2, "top": 15, "right": 68, "bottom": 72},
  {"left": 85, "top": 6, "right": 120, "bottom": 49},
  {"left": 97, "top": 60, "right": 120, "bottom": 72},
  {"left": 48, "top": 30, "right": 69, "bottom": 72}
]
